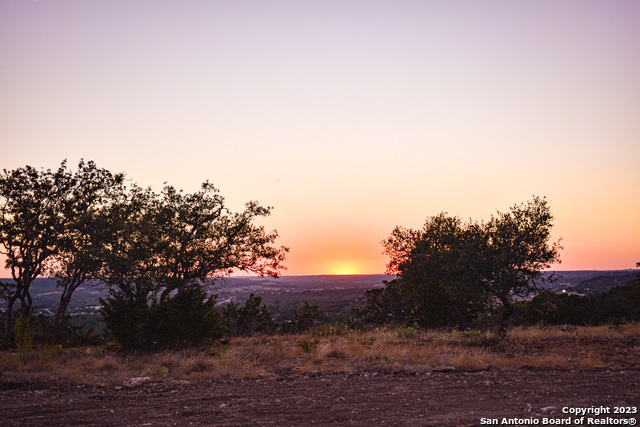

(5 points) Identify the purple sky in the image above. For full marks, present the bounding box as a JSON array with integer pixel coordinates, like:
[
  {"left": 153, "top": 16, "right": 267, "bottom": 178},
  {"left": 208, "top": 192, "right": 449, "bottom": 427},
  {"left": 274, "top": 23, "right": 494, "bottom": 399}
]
[{"left": 1, "top": 1, "right": 639, "bottom": 275}]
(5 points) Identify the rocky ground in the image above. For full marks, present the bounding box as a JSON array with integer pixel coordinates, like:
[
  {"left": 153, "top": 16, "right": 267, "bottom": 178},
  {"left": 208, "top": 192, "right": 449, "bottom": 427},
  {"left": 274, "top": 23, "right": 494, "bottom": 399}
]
[{"left": 2, "top": 368, "right": 639, "bottom": 426}]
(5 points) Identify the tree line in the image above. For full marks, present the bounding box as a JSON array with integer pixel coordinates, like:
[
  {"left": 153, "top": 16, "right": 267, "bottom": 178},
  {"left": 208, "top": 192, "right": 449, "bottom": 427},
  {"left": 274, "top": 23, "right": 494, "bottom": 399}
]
[
  {"left": 2, "top": 160, "right": 637, "bottom": 351},
  {"left": 1, "top": 160, "right": 288, "bottom": 349},
  {"left": 356, "top": 197, "right": 563, "bottom": 335}
]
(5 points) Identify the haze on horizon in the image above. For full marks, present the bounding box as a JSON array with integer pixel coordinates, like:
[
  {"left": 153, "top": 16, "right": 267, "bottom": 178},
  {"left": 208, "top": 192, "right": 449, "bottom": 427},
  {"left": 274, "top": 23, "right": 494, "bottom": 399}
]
[{"left": 1, "top": 1, "right": 639, "bottom": 276}]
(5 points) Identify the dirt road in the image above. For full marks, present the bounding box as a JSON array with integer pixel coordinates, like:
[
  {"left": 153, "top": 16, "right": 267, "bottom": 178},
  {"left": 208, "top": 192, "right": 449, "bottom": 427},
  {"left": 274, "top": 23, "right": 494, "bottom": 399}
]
[{"left": 2, "top": 368, "right": 639, "bottom": 426}]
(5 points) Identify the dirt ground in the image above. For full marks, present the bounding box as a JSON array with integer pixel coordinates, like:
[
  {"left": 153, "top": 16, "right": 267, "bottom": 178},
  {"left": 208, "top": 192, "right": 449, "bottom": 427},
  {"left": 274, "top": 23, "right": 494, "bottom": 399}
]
[{"left": 2, "top": 368, "right": 639, "bottom": 426}]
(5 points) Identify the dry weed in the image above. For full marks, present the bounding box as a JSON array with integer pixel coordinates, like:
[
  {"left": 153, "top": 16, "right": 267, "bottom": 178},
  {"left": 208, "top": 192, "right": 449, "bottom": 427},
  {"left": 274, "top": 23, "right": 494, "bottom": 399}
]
[{"left": 1, "top": 323, "right": 637, "bottom": 385}]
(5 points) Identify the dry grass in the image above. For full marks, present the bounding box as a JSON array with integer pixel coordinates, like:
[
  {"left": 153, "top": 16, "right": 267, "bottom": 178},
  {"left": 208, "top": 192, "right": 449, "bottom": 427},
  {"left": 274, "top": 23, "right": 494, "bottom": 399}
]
[{"left": 1, "top": 323, "right": 638, "bottom": 386}]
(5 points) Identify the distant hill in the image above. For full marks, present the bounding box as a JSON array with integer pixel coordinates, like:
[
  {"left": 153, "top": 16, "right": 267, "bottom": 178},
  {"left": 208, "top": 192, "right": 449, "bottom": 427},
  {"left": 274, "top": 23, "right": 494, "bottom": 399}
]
[
  {"left": 0, "top": 274, "right": 392, "bottom": 315},
  {"left": 543, "top": 270, "right": 640, "bottom": 295},
  {"left": 2, "top": 271, "right": 637, "bottom": 319}
]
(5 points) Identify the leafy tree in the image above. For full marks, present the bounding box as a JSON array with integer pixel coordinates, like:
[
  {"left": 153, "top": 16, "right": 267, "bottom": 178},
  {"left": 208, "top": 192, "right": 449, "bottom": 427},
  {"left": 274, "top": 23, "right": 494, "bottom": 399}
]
[
  {"left": 1, "top": 162, "right": 77, "bottom": 343},
  {"left": 592, "top": 268, "right": 640, "bottom": 323},
  {"left": 100, "top": 182, "right": 288, "bottom": 349},
  {"left": 154, "top": 182, "right": 287, "bottom": 301},
  {"left": 0, "top": 160, "right": 122, "bottom": 345},
  {"left": 478, "top": 197, "right": 562, "bottom": 333},
  {"left": 283, "top": 302, "right": 323, "bottom": 333},
  {"left": 43, "top": 161, "right": 124, "bottom": 341},
  {"left": 221, "top": 294, "right": 276, "bottom": 336},
  {"left": 380, "top": 213, "right": 489, "bottom": 328},
  {"left": 513, "top": 291, "right": 597, "bottom": 326},
  {"left": 373, "top": 197, "right": 561, "bottom": 333},
  {"left": 357, "top": 280, "right": 415, "bottom": 326}
]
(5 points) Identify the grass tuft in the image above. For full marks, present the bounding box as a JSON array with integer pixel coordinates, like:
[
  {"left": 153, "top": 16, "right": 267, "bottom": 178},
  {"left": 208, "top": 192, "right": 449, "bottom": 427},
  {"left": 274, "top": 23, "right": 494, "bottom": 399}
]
[{"left": 1, "top": 323, "right": 638, "bottom": 385}]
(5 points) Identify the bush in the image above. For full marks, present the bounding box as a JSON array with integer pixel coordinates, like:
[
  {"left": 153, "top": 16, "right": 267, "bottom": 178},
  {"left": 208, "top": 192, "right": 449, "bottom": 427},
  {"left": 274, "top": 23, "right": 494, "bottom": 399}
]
[
  {"left": 221, "top": 294, "right": 276, "bottom": 336},
  {"left": 101, "top": 284, "right": 223, "bottom": 350},
  {"left": 14, "top": 317, "right": 33, "bottom": 364},
  {"left": 282, "top": 302, "right": 323, "bottom": 334}
]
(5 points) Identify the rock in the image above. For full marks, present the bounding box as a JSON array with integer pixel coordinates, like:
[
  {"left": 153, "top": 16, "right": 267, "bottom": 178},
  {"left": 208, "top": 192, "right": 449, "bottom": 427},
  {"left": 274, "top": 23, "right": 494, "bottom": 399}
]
[
  {"left": 433, "top": 365, "right": 456, "bottom": 373},
  {"left": 122, "top": 377, "right": 151, "bottom": 389},
  {"left": 541, "top": 406, "right": 557, "bottom": 415}
]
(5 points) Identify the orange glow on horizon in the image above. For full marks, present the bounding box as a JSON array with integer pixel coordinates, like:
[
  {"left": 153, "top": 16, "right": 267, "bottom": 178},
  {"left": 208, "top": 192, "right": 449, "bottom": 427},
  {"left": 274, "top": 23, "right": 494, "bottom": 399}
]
[{"left": 329, "top": 262, "right": 362, "bottom": 275}]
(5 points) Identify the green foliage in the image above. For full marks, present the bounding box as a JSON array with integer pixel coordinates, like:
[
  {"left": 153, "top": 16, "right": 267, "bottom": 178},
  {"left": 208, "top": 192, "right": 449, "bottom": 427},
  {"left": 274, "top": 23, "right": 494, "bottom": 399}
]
[
  {"left": 98, "top": 179, "right": 287, "bottom": 349},
  {"left": 14, "top": 317, "right": 33, "bottom": 364},
  {"left": 593, "top": 273, "right": 640, "bottom": 322},
  {"left": 148, "top": 286, "right": 223, "bottom": 348},
  {"left": 364, "top": 197, "right": 561, "bottom": 333},
  {"left": 512, "top": 266, "right": 640, "bottom": 327},
  {"left": 100, "top": 287, "right": 152, "bottom": 350},
  {"left": 513, "top": 291, "right": 597, "bottom": 326},
  {"left": 309, "top": 322, "right": 347, "bottom": 337},
  {"left": 396, "top": 326, "right": 419, "bottom": 339},
  {"left": 221, "top": 294, "right": 276, "bottom": 336},
  {"left": 159, "top": 366, "right": 169, "bottom": 378},
  {"left": 299, "top": 338, "right": 319, "bottom": 353},
  {"left": 283, "top": 302, "right": 323, "bottom": 334},
  {"left": 209, "top": 338, "right": 231, "bottom": 356},
  {"left": 0, "top": 160, "right": 123, "bottom": 345},
  {"left": 101, "top": 285, "right": 223, "bottom": 350}
]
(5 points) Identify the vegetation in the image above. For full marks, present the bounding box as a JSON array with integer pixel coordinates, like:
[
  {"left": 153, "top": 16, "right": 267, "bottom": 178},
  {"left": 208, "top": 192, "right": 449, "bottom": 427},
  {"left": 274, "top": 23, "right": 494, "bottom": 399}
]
[
  {"left": 97, "top": 181, "right": 287, "bottom": 350},
  {"left": 360, "top": 197, "right": 562, "bottom": 333},
  {"left": 1, "top": 161, "right": 637, "bottom": 368},
  {"left": 0, "top": 160, "right": 123, "bottom": 345},
  {"left": 221, "top": 294, "right": 276, "bottom": 336},
  {"left": 1, "top": 323, "right": 638, "bottom": 386},
  {"left": 1, "top": 160, "right": 287, "bottom": 350},
  {"left": 514, "top": 267, "right": 640, "bottom": 326}
]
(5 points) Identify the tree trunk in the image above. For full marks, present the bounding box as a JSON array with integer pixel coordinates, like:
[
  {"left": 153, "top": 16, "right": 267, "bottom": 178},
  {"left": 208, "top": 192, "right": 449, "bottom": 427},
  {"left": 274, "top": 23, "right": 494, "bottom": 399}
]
[
  {"left": 53, "top": 290, "right": 73, "bottom": 343},
  {"left": 498, "top": 295, "right": 514, "bottom": 337},
  {"left": 4, "top": 294, "right": 18, "bottom": 347},
  {"left": 19, "top": 288, "right": 32, "bottom": 322}
]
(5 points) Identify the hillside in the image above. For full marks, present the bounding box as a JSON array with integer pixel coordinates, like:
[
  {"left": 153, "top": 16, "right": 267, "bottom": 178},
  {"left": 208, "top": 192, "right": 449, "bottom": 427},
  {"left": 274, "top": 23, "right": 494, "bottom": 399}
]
[{"left": 2, "top": 271, "right": 638, "bottom": 320}]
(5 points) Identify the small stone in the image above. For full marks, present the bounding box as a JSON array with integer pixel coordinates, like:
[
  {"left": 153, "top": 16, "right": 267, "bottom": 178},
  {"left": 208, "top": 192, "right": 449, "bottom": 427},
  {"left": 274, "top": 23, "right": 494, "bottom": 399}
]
[
  {"left": 122, "top": 377, "right": 151, "bottom": 389},
  {"left": 432, "top": 365, "right": 456, "bottom": 373}
]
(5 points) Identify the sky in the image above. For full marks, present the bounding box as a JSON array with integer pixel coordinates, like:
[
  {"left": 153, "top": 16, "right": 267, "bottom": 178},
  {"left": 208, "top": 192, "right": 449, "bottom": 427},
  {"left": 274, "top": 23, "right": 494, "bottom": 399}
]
[{"left": 1, "top": 0, "right": 639, "bottom": 276}]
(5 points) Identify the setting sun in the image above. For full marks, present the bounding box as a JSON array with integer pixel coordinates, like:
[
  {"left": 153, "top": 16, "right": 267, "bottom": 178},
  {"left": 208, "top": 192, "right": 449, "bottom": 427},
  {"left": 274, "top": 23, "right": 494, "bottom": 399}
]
[{"left": 330, "top": 263, "right": 360, "bottom": 275}]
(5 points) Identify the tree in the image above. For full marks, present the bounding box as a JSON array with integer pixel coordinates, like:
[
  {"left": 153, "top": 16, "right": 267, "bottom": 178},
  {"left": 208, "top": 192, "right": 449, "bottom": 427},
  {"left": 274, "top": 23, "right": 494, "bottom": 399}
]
[
  {"left": 100, "top": 181, "right": 288, "bottom": 349},
  {"left": 43, "top": 161, "right": 124, "bottom": 341},
  {"left": 378, "top": 213, "right": 489, "bottom": 328},
  {"left": 221, "top": 294, "right": 276, "bottom": 336},
  {"left": 1, "top": 162, "right": 69, "bottom": 344},
  {"left": 592, "top": 264, "right": 640, "bottom": 323},
  {"left": 374, "top": 196, "right": 561, "bottom": 333},
  {"left": 0, "top": 160, "right": 123, "bottom": 346},
  {"left": 283, "top": 302, "right": 323, "bottom": 333}
]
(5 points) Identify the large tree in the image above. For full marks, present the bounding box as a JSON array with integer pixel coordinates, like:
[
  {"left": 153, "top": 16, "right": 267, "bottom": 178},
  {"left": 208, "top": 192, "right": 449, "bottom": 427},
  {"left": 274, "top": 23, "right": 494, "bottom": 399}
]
[
  {"left": 0, "top": 160, "right": 123, "bottom": 345},
  {"left": 478, "top": 197, "right": 562, "bottom": 333},
  {"left": 377, "top": 213, "right": 489, "bottom": 328},
  {"left": 375, "top": 196, "right": 561, "bottom": 333},
  {"left": 100, "top": 181, "right": 288, "bottom": 349},
  {"left": 43, "top": 161, "right": 124, "bottom": 340}
]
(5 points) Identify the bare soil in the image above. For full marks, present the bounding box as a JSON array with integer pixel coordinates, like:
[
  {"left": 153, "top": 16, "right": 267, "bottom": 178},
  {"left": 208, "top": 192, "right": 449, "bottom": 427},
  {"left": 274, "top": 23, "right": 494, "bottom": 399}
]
[{"left": 2, "top": 368, "right": 639, "bottom": 426}]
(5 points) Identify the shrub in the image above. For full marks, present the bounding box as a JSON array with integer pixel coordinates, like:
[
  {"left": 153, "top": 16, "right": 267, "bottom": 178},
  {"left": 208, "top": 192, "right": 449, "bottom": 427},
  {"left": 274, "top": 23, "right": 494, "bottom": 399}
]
[
  {"left": 101, "top": 285, "right": 223, "bottom": 350},
  {"left": 14, "top": 317, "right": 33, "bottom": 364},
  {"left": 300, "top": 338, "right": 319, "bottom": 353},
  {"left": 282, "top": 302, "right": 323, "bottom": 334},
  {"left": 221, "top": 294, "right": 276, "bottom": 336}
]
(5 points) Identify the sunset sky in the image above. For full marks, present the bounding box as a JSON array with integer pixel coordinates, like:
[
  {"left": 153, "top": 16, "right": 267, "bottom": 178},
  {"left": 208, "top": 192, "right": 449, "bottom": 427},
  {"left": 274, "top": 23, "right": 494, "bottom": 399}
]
[{"left": 1, "top": 1, "right": 639, "bottom": 276}]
